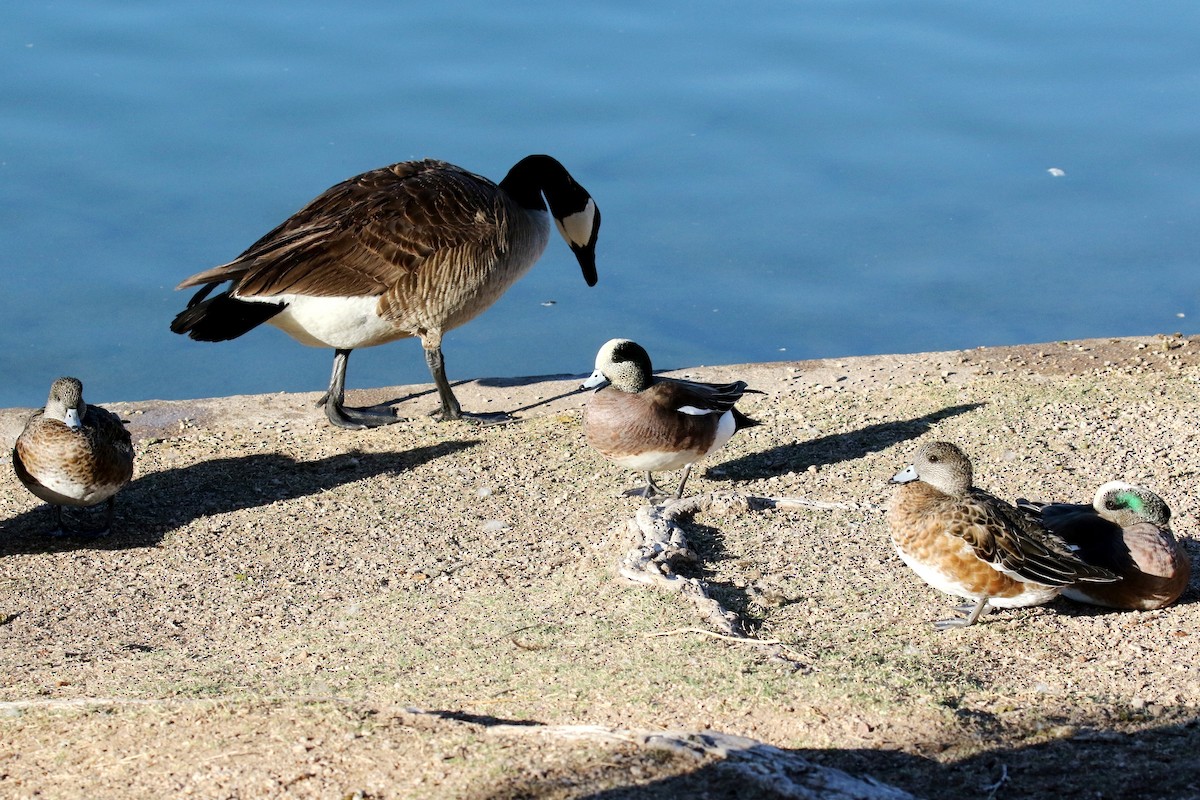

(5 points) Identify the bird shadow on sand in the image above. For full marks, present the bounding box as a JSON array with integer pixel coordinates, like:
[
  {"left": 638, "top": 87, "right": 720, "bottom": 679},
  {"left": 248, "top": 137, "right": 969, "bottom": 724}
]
[
  {"left": 0, "top": 439, "right": 479, "bottom": 557},
  {"left": 373, "top": 374, "right": 591, "bottom": 419},
  {"left": 713, "top": 403, "right": 986, "bottom": 481}
]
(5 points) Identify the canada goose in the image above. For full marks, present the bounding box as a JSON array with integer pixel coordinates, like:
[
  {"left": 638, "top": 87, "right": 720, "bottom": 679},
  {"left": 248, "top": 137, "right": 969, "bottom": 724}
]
[
  {"left": 171, "top": 155, "right": 601, "bottom": 428},
  {"left": 887, "top": 441, "right": 1116, "bottom": 629},
  {"left": 1019, "top": 482, "right": 1190, "bottom": 610},
  {"left": 582, "top": 339, "right": 759, "bottom": 501},
  {"left": 13, "top": 377, "right": 134, "bottom": 536}
]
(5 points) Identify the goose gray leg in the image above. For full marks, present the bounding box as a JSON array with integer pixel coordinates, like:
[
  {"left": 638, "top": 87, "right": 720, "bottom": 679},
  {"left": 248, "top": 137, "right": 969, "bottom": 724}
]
[
  {"left": 424, "top": 345, "right": 463, "bottom": 421},
  {"left": 317, "top": 349, "right": 398, "bottom": 429},
  {"left": 422, "top": 342, "right": 515, "bottom": 425},
  {"left": 934, "top": 597, "right": 990, "bottom": 630}
]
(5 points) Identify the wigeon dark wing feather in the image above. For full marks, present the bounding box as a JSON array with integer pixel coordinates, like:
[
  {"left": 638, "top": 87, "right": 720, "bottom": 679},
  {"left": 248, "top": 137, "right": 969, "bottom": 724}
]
[
  {"left": 652, "top": 378, "right": 751, "bottom": 415},
  {"left": 959, "top": 489, "right": 1117, "bottom": 586}
]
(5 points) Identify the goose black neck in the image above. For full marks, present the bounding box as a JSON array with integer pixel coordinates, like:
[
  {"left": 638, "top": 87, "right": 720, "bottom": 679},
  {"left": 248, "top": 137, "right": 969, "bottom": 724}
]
[{"left": 500, "top": 154, "right": 579, "bottom": 212}]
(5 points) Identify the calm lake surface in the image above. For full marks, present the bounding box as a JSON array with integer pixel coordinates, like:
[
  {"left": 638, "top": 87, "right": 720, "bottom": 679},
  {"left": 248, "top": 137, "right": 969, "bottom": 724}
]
[{"left": 3, "top": 2, "right": 1199, "bottom": 407}]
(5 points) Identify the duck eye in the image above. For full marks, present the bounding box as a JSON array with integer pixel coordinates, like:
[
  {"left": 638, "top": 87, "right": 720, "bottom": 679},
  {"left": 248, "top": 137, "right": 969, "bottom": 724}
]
[
  {"left": 1105, "top": 498, "right": 1121, "bottom": 510},
  {"left": 927, "top": 455, "right": 939, "bottom": 463}
]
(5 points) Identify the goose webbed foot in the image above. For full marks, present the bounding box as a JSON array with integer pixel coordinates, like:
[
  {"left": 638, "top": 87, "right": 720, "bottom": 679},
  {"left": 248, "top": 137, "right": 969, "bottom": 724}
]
[
  {"left": 320, "top": 396, "right": 399, "bottom": 429},
  {"left": 314, "top": 348, "right": 398, "bottom": 429},
  {"left": 430, "top": 407, "right": 515, "bottom": 426}
]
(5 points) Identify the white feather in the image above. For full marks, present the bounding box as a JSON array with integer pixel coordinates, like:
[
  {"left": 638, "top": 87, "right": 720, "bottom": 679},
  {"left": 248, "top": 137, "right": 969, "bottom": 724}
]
[
  {"left": 237, "top": 294, "right": 403, "bottom": 349},
  {"left": 676, "top": 405, "right": 717, "bottom": 416},
  {"left": 704, "top": 410, "right": 737, "bottom": 457}
]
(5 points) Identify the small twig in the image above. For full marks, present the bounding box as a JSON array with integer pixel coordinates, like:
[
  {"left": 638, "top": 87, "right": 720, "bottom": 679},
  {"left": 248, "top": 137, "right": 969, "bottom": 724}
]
[
  {"left": 982, "top": 763, "right": 1009, "bottom": 799},
  {"left": 645, "top": 627, "right": 812, "bottom": 664},
  {"left": 116, "top": 752, "right": 155, "bottom": 764},
  {"left": 761, "top": 496, "right": 863, "bottom": 511},
  {"left": 201, "top": 749, "right": 261, "bottom": 763},
  {"left": 511, "top": 637, "right": 548, "bottom": 651},
  {"left": 646, "top": 627, "right": 782, "bottom": 645}
]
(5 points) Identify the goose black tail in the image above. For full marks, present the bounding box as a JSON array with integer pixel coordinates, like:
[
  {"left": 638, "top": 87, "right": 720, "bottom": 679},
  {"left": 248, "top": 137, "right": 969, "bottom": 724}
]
[{"left": 170, "top": 289, "right": 285, "bottom": 342}]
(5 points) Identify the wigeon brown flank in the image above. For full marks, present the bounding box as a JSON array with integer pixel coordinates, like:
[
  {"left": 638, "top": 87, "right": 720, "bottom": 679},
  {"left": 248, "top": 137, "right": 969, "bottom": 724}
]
[
  {"left": 12, "top": 377, "right": 134, "bottom": 536},
  {"left": 582, "top": 338, "right": 759, "bottom": 501},
  {"left": 172, "top": 156, "right": 601, "bottom": 429},
  {"left": 887, "top": 441, "right": 1117, "bottom": 629},
  {"left": 1019, "top": 482, "right": 1191, "bottom": 610}
]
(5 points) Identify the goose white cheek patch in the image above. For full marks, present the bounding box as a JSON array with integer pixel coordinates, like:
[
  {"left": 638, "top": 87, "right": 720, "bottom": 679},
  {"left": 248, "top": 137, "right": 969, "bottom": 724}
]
[{"left": 554, "top": 199, "right": 596, "bottom": 248}]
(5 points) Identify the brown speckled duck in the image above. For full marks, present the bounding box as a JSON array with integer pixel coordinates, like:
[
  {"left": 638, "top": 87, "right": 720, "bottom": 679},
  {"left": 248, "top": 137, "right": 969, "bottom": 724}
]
[
  {"left": 171, "top": 156, "right": 601, "bottom": 428},
  {"left": 1018, "top": 482, "right": 1191, "bottom": 610},
  {"left": 13, "top": 377, "right": 134, "bottom": 536},
  {"left": 582, "top": 338, "right": 759, "bottom": 501},
  {"left": 887, "top": 441, "right": 1117, "bottom": 629}
]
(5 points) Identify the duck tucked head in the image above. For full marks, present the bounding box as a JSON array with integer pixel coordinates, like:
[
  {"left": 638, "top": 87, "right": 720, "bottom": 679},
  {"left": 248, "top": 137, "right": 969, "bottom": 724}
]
[
  {"left": 1093, "top": 481, "right": 1171, "bottom": 528},
  {"left": 582, "top": 338, "right": 653, "bottom": 394},
  {"left": 45, "top": 376, "right": 86, "bottom": 430},
  {"left": 890, "top": 441, "right": 973, "bottom": 496}
]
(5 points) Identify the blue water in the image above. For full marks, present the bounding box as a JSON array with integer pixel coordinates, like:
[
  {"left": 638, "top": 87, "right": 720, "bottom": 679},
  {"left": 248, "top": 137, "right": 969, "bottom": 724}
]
[{"left": 3, "top": 2, "right": 1199, "bottom": 407}]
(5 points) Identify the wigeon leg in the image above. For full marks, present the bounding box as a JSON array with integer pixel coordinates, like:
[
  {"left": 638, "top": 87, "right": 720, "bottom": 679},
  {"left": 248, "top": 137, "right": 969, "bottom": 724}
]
[
  {"left": 98, "top": 496, "right": 115, "bottom": 536},
  {"left": 934, "top": 597, "right": 990, "bottom": 630},
  {"left": 672, "top": 464, "right": 695, "bottom": 500},
  {"left": 49, "top": 505, "right": 67, "bottom": 537},
  {"left": 624, "top": 472, "right": 668, "bottom": 502}
]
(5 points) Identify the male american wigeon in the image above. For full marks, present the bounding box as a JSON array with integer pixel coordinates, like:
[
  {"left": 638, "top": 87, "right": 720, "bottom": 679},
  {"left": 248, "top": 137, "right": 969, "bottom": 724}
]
[
  {"left": 172, "top": 156, "right": 601, "bottom": 428},
  {"left": 1018, "top": 482, "right": 1191, "bottom": 610},
  {"left": 887, "top": 441, "right": 1117, "bottom": 629},
  {"left": 582, "top": 338, "right": 759, "bottom": 501},
  {"left": 12, "top": 377, "right": 134, "bottom": 536}
]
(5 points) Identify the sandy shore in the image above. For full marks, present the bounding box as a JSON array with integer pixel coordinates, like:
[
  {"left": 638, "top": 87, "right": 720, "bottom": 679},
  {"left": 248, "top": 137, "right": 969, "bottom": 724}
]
[{"left": 1, "top": 335, "right": 1197, "bottom": 799}]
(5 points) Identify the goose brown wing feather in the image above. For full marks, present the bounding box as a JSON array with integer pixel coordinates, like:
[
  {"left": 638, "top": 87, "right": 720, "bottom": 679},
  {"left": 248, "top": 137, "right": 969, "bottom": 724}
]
[{"left": 176, "top": 160, "right": 505, "bottom": 299}]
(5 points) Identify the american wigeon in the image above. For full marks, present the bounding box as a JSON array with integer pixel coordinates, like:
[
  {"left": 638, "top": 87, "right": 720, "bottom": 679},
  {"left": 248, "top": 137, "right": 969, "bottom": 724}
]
[
  {"left": 12, "top": 377, "right": 134, "bottom": 536},
  {"left": 172, "top": 156, "right": 601, "bottom": 428},
  {"left": 582, "top": 338, "right": 759, "bottom": 501},
  {"left": 887, "top": 441, "right": 1117, "bottom": 629},
  {"left": 1018, "top": 482, "right": 1190, "bottom": 610}
]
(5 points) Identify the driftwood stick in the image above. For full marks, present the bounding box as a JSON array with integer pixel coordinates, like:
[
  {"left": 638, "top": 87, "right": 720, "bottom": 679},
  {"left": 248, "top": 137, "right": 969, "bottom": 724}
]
[
  {"left": 616, "top": 491, "right": 856, "bottom": 651},
  {"left": 617, "top": 493, "right": 744, "bottom": 637},
  {"left": 469, "top": 718, "right": 916, "bottom": 800}
]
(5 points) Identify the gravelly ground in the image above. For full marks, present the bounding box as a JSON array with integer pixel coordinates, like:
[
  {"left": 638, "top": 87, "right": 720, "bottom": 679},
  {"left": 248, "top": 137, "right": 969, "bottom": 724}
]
[{"left": 0, "top": 335, "right": 1197, "bottom": 799}]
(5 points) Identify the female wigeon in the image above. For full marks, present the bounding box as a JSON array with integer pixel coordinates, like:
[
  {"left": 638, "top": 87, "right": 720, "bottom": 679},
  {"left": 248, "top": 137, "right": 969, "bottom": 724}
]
[
  {"left": 12, "top": 377, "right": 134, "bottom": 536},
  {"left": 172, "top": 156, "right": 601, "bottom": 428},
  {"left": 582, "top": 338, "right": 759, "bottom": 501},
  {"left": 1019, "top": 482, "right": 1190, "bottom": 610},
  {"left": 887, "top": 441, "right": 1116, "bottom": 629}
]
